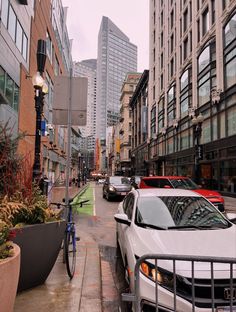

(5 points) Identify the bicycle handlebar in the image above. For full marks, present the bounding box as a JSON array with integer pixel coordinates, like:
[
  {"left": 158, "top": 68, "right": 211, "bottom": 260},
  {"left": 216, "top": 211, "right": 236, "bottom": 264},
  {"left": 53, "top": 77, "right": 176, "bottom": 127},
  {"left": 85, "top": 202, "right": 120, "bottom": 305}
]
[{"left": 50, "top": 199, "right": 89, "bottom": 208}]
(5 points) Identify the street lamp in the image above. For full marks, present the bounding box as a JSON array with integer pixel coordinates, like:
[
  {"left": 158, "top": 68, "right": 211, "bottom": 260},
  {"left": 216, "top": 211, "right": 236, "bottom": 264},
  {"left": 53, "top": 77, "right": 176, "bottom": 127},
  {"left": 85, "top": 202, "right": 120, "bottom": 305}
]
[
  {"left": 32, "top": 40, "right": 47, "bottom": 181},
  {"left": 191, "top": 113, "right": 204, "bottom": 185}
]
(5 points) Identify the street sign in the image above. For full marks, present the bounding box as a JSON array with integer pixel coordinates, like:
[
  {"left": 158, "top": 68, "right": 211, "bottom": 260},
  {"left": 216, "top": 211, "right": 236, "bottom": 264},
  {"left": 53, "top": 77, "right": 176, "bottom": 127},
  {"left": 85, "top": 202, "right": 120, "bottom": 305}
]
[{"left": 52, "top": 76, "right": 88, "bottom": 126}]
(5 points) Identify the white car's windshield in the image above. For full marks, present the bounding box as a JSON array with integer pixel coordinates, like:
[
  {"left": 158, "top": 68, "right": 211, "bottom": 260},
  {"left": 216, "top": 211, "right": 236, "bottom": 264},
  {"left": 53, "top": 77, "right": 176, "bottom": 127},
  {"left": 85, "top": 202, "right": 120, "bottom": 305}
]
[{"left": 136, "top": 196, "right": 229, "bottom": 230}]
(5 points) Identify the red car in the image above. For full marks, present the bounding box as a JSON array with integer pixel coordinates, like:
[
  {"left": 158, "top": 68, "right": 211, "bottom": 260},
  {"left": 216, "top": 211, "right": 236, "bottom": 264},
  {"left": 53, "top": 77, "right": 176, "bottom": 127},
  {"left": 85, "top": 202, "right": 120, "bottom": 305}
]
[{"left": 139, "top": 176, "right": 225, "bottom": 212}]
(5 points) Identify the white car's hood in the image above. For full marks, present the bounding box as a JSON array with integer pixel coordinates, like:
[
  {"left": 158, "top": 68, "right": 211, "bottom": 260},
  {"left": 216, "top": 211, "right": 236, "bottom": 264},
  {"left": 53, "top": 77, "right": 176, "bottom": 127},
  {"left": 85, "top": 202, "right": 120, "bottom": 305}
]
[{"left": 132, "top": 225, "right": 236, "bottom": 277}]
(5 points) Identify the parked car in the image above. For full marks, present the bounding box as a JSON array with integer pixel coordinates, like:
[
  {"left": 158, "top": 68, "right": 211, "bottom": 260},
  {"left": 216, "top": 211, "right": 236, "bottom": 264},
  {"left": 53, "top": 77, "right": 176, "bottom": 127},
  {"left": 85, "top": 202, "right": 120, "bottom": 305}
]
[
  {"left": 115, "top": 188, "right": 236, "bottom": 311},
  {"left": 102, "top": 176, "right": 133, "bottom": 201},
  {"left": 139, "top": 176, "right": 225, "bottom": 212}
]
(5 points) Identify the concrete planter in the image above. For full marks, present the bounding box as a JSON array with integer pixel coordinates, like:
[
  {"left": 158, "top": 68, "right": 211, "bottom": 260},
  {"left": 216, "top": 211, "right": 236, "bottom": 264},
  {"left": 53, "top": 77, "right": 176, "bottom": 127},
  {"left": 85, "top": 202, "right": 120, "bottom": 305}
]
[
  {"left": 12, "top": 220, "right": 66, "bottom": 292},
  {"left": 0, "top": 243, "right": 20, "bottom": 312}
]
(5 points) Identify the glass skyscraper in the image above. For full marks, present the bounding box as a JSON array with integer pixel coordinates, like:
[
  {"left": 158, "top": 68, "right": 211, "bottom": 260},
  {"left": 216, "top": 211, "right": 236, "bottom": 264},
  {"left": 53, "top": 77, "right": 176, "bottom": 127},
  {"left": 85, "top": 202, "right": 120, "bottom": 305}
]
[{"left": 96, "top": 16, "right": 137, "bottom": 140}]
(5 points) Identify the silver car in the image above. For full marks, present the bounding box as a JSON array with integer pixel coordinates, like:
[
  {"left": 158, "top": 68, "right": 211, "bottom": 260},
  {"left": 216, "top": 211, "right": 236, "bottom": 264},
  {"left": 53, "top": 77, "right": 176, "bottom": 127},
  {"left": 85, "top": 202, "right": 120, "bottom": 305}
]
[{"left": 103, "top": 176, "right": 133, "bottom": 201}]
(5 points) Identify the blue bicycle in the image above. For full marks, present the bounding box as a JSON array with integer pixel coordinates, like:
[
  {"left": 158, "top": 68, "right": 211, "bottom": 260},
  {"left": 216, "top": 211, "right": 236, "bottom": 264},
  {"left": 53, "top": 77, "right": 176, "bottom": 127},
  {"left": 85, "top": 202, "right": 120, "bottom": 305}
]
[{"left": 50, "top": 198, "right": 89, "bottom": 279}]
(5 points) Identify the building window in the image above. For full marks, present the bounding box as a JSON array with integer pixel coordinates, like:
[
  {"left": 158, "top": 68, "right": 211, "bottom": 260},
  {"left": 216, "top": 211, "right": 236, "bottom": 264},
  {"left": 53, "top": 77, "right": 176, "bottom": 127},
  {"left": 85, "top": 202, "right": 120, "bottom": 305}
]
[
  {"left": 0, "top": 66, "right": 19, "bottom": 111},
  {"left": 153, "top": 48, "right": 156, "bottom": 62},
  {"left": 224, "top": 13, "right": 236, "bottom": 47},
  {"left": 151, "top": 105, "right": 156, "bottom": 136},
  {"left": 46, "top": 31, "right": 53, "bottom": 63},
  {"left": 198, "top": 46, "right": 210, "bottom": 72},
  {"left": 180, "top": 69, "right": 191, "bottom": 117},
  {"left": 161, "top": 32, "right": 163, "bottom": 47},
  {"left": 129, "top": 122, "right": 132, "bottom": 131},
  {"left": 189, "top": 1, "right": 192, "bottom": 22},
  {"left": 1, "top": 0, "right": 9, "bottom": 27},
  {"left": 160, "top": 53, "right": 163, "bottom": 69},
  {"left": 1, "top": 1, "right": 28, "bottom": 60},
  {"left": 211, "top": 0, "right": 215, "bottom": 24},
  {"left": 170, "top": 10, "right": 174, "bottom": 29},
  {"left": 183, "top": 37, "right": 188, "bottom": 60},
  {"left": 158, "top": 97, "right": 165, "bottom": 132},
  {"left": 170, "top": 34, "right": 174, "bottom": 53},
  {"left": 8, "top": 6, "right": 17, "bottom": 41},
  {"left": 160, "top": 74, "right": 163, "bottom": 91},
  {"left": 153, "top": 66, "right": 156, "bottom": 81},
  {"left": 16, "top": 21, "right": 23, "bottom": 52},
  {"left": 202, "top": 7, "right": 209, "bottom": 36},
  {"left": 225, "top": 50, "right": 236, "bottom": 89},
  {"left": 153, "top": 85, "right": 155, "bottom": 100},
  {"left": 167, "top": 85, "right": 176, "bottom": 126},
  {"left": 183, "top": 9, "right": 188, "bottom": 32},
  {"left": 160, "top": 11, "right": 163, "bottom": 27},
  {"left": 197, "top": 19, "right": 200, "bottom": 42},
  {"left": 197, "top": 42, "right": 216, "bottom": 106},
  {"left": 224, "top": 13, "right": 236, "bottom": 89},
  {"left": 170, "top": 58, "right": 174, "bottom": 77}
]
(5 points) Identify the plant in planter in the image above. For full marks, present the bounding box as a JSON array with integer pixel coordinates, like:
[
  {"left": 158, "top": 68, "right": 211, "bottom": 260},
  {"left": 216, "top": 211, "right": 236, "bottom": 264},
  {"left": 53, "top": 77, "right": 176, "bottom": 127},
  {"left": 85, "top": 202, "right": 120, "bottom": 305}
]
[
  {"left": 0, "top": 122, "right": 66, "bottom": 291},
  {"left": 0, "top": 220, "right": 21, "bottom": 311}
]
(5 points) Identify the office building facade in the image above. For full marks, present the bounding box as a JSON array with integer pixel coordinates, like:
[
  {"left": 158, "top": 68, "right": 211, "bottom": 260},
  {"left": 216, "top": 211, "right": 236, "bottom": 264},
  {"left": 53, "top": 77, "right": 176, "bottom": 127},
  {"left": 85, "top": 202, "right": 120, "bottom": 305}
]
[{"left": 149, "top": 0, "right": 236, "bottom": 195}]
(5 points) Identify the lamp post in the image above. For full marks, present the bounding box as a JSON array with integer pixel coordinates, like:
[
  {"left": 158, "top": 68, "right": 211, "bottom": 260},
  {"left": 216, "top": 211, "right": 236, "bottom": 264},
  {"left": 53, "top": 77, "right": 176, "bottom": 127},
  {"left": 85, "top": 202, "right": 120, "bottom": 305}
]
[
  {"left": 191, "top": 113, "right": 204, "bottom": 185},
  {"left": 32, "top": 40, "right": 47, "bottom": 181}
]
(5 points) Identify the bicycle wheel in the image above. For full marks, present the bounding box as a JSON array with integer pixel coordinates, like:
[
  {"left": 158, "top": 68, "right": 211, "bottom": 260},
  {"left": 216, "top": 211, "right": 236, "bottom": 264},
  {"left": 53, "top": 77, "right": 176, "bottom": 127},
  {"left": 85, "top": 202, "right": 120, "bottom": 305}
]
[{"left": 64, "top": 225, "right": 76, "bottom": 279}]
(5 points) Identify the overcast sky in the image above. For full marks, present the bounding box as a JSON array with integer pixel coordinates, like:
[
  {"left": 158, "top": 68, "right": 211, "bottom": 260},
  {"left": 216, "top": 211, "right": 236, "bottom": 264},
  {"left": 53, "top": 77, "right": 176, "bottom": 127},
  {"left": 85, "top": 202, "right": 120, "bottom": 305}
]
[{"left": 62, "top": 0, "right": 149, "bottom": 72}]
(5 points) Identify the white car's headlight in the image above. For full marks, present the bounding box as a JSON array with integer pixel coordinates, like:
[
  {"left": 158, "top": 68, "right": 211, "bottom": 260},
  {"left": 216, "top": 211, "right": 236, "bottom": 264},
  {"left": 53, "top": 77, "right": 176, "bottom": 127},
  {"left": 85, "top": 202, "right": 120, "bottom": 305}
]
[
  {"left": 140, "top": 261, "right": 174, "bottom": 288},
  {"left": 109, "top": 185, "right": 115, "bottom": 191}
]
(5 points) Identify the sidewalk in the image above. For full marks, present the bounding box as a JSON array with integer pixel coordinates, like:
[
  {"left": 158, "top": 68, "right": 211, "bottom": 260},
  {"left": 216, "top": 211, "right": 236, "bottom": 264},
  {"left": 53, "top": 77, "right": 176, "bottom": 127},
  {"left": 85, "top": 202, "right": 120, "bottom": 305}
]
[{"left": 14, "top": 184, "right": 105, "bottom": 312}]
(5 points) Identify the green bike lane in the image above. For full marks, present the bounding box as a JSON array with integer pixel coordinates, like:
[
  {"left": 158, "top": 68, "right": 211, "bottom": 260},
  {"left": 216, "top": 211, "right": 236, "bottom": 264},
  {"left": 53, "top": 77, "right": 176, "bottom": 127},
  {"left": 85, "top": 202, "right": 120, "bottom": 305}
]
[{"left": 72, "top": 183, "right": 95, "bottom": 216}]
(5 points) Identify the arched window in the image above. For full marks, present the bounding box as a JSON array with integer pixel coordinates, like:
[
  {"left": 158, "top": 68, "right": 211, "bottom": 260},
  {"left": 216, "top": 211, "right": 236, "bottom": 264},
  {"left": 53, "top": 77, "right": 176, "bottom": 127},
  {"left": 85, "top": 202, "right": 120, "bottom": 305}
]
[
  {"left": 197, "top": 42, "right": 216, "bottom": 107},
  {"left": 224, "top": 13, "right": 236, "bottom": 47},
  {"left": 180, "top": 70, "right": 188, "bottom": 90},
  {"left": 180, "top": 69, "right": 191, "bottom": 117},
  {"left": 198, "top": 46, "right": 210, "bottom": 73},
  {"left": 224, "top": 13, "right": 236, "bottom": 89}
]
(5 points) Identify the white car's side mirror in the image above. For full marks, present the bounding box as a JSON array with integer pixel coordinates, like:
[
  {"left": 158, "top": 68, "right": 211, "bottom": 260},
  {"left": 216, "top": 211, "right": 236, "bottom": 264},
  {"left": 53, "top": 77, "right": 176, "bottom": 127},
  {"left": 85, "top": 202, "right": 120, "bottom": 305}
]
[{"left": 114, "top": 213, "right": 131, "bottom": 226}]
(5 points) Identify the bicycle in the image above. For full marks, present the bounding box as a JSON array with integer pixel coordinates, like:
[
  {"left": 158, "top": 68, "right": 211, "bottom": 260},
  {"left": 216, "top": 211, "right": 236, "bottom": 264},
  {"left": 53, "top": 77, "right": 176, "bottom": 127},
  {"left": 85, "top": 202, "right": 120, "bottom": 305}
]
[{"left": 50, "top": 198, "right": 89, "bottom": 279}]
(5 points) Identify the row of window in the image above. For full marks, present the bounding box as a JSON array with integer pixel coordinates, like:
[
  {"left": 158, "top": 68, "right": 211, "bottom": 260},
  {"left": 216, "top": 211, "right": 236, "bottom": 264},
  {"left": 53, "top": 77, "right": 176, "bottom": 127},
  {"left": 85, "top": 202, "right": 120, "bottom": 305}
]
[
  {"left": 0, "top": 66, "right": 19, "bottom": 111},
  {"left": 150, "top": 98, "right": 236, "bottom": 157},
  {"left": 1, "top": 0, "right": 28, "bottom": 60}
]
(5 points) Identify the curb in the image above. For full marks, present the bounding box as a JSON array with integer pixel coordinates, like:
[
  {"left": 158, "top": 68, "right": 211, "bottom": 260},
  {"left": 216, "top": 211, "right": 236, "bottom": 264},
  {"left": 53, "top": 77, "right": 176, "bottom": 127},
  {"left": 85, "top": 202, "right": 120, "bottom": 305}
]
[
  {"left": 77, "top": 229, "right": 102, "bottom": 312},
  {"left": 101, "top": 259, "right": 120, "bottom": 312}
]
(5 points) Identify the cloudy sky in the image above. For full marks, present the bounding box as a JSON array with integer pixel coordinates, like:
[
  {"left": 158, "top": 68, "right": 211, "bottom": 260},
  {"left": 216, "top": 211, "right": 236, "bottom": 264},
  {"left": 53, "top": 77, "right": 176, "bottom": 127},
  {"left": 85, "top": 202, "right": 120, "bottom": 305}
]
[{"left": 62, "top": 0, "right": 149, "bottom": 72}]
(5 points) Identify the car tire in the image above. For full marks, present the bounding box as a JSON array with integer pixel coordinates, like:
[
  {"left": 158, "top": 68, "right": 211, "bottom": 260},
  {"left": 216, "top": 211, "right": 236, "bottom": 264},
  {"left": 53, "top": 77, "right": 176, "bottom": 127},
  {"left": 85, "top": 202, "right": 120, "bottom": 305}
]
[
  {"left": 102, "top": 192, "right": 105, "bottom": 198},
  {"left": 106, "top": 193, "right": 110, "bottom": 201}
]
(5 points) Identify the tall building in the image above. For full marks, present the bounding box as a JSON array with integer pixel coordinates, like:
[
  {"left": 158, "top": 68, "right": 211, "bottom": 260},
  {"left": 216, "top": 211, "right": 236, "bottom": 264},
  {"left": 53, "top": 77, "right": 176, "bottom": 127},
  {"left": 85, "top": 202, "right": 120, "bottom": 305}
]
[
  {"left": 118, "top": 72, "right": 142, "bottom": 176},
  {"left": 73, "top": 59, "right": 97, "bottom": 151},
  {"left": 96, "top": 16, "right": 138, "bottom": 142},
  {"left": 149, "top": 0, "right": 236, "bottom": 195}
]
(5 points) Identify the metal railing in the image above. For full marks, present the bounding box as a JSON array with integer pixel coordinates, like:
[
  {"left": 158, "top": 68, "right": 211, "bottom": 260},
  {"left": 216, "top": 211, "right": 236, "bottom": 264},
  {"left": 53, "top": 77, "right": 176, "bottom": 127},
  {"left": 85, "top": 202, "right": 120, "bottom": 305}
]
[{"left": 122, "top": 254, "right": 236, "bottom": 312}]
